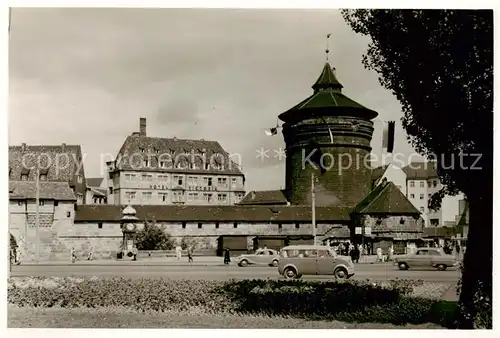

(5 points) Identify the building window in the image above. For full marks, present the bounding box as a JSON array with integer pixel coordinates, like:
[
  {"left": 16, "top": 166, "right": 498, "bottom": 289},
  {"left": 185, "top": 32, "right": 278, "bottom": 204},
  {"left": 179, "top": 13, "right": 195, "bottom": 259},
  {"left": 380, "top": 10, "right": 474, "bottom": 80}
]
[
  {"left": 218, "top": 194, "right": 227, "bottom": 203},
  {"left": 295, "top": 223, "right": 300, "bottom": 229},
  {"left": 126, "top": 192, "right": 136, "bottom": 201},
  {"left": 278, "top": 223, "right": 282, "bottom": 229},
  {"left": 109, "top": 187, "right": 113, "bottom": 194},
  {"left": 233, "top": 222, "right": 238, "bottom": 228},
  {"left": 198, "top": 223, "right": 202, "bottom": 229},
  {"left": 205, "top": 193, "right": 213, "bottom": 203},
  {"left": 142, "top": 192, "right": 152, "bottom": 200},
  {"left": 420, "top": 207, "right": 425, "bottom": 212},
  {"left": 218, "top": 177, "right": 227, "bottom": 187},
  {"left": 428, "top": 181, "right": 432, "bottom": 188},
  {"left": 430, "top": 219, "right": 440, "bottom": 226},
  {"left": 54, "top": 201, "right": 58, "bottom": 206},
  {"left": 143, "top": 160, "right": 150, "bottom": 167},
  {"left": 98, "top": 222, "right": 103, "bottom": 229},
  {"left": 66, "top": 211, "right": 71, "bottom": 218},
  {"left": 433, "top": 180, "right": 438, "bottom": 188},
  {"left": 420, "top": 194, "right": 424, "bottom": 200},
  {"left": 409, "top": 181, "right": 415, "bottom": 188},
  {"left": 208, "top": 177, "right": 212, "bottom": 187},
  {"left": 21, "top": 174, "right": 28, "bottom": 181},
  {"left": 399, "top": 218, "right": 405, "bottom": 225},
  {"left": 159, "top": 161, "right": 167, "bottom": 168},
  {"left": 205, "top": 163, "right": 210, "bottom": 170},
  {"left": 410, "top": 194, "right": 415, "bottom": 199},
  {"left": 17, "top": 201, "right": 23, "bottom": 206},
  {"left": 419, "top": 181, "right": 424, "bottom": 188},
  {"left": 40, "top": 174, "right": 47, "bottom": 181},
  {"left": 182, "top": 222, "right": 186, "bottom": 229},
  {"left": 215, "top": 222, "right": 219, "bottom": 229},
  {"left": 77, "top": 176, "right": 83, "bottom": 183},
  {"left": 159, "top": 193, "right": 168, "bottom": 203},
  {"left": 140, "top": 148, "right": 145, "bottom": 153},
  {"left": 39, "top": 200, "right": 44, "bottom": 206}
]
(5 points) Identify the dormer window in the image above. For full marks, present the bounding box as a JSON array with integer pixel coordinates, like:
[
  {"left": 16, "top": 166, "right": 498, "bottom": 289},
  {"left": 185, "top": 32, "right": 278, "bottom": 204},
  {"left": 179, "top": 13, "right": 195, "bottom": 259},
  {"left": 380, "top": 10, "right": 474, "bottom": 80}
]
[
  {"left": 140, "top": 148, "right": 145, "bottom": 153},
  {"left": 40, "top": 174, "right": 47, "bottom": 181},
  {"left": 77, "top": 176, "right": 82, "bottom": 183},
  {"left": 143, "top": 160, "right": 150, "bottom": 167},
  {"left": 21, "top": 168, "right": 30, "bottom": 181},
  {"left": 21, "top": 174, "right": 28, "bottom": 181},
  {"left": 399, "top": 218, "right": 405, "bottom": 225},
  {"left": 205, "top": 163, "right": 210, "bottom": 170}
]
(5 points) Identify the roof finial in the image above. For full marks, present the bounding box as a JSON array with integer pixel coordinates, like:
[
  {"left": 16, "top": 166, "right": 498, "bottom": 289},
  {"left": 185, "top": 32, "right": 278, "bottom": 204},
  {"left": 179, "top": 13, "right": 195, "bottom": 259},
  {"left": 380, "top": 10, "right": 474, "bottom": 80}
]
[{"left": 325, "top": 33, "right": 331, "bottom": 62}]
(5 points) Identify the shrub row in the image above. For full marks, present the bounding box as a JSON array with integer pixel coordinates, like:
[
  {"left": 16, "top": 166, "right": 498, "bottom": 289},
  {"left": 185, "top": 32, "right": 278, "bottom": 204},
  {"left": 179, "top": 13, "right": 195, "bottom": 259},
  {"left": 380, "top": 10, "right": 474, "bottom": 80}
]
[{"left": 8, "top": 277, "right": 453, "bottom": 326}]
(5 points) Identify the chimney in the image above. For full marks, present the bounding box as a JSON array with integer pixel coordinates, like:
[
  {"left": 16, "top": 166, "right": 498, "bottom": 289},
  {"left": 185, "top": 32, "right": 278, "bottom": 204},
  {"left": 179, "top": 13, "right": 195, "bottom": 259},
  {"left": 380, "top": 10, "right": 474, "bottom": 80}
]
[
  {"left": 61, "top": 143, "right": 66, "bottom": 152},
  {"left": 139, "top": 118, "right": 147, "bottom": 136},
  {"left": 21, "top": 143, "right": 26, "bottom": 152}
]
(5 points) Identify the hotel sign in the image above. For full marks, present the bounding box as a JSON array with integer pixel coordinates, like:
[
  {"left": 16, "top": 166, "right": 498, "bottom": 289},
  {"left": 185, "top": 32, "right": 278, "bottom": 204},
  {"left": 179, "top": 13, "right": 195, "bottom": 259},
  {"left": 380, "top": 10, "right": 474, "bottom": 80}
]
[
  {"left": 149, "top": 185, "right": 168, "bottom": 190},
  {"left": 187, "top": 186, "right": 218, "bottom": 191}
]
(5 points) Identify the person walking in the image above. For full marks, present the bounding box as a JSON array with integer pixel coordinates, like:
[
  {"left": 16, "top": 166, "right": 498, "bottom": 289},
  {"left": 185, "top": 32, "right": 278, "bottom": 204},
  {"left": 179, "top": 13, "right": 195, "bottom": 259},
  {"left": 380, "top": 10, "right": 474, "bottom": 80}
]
[
  {"left": 176, "top": 245, "right": 182, "bottom": 260},
  {"left": 224, "top": 247, "right": 231, "bottom": 265},
  {"left": 388, "top": 245, "right": 394, "bottom": 262},
  {"left": 87, "top": 246, "right": 94, "bottom": 261},
  {"left": 376, "top": 247, "right": 383, "bottom": 262},
  {"left": 187, "top": 245, "right": 194, "bottom": 263}
]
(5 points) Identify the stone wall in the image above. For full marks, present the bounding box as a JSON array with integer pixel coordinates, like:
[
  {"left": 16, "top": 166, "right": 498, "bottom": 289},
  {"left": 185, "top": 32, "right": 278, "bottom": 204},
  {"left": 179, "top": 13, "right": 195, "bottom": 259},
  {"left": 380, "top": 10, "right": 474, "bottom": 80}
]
[{"left": 357, "top": 214, "right": 424, "bottom": 233}]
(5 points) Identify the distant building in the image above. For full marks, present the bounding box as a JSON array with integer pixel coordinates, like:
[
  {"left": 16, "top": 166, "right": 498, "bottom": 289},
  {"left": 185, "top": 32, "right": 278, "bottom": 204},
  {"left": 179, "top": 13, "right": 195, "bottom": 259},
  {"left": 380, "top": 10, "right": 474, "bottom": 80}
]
[
  {"left": 105, "top": 118, "right": 246, "bottom": 205},
  {"left": 8, "top": 143, "right": 87, "bottom": 204},
  {"left": 85, "top": 178, "right": 107, "bottom": 204}
]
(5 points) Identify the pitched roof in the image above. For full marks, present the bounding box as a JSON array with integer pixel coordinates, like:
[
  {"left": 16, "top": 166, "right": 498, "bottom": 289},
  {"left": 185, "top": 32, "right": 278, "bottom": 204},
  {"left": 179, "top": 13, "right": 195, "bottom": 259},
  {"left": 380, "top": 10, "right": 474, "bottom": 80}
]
[
  {"left": 9, "top": 144, "right": 85, "bottom": 183},
  {"left": 279, "top": 62, "right": 378, "bottom": 122},
  {"left": 402, "top": 162, "right": 438, "bottom": 179},
  {"left": 74, "top": 205, "right": 351, "bottom": 223},
  {"left": 371, "top": 165, "right": 389, "bottom": 187},
  {"left": 352, "top": 181, "right": 420, "bottom": 215},
  {"left": 86, "top": 177, "right": 104, "bottom": 188},
  {"left": 9, "top": 181, "right": 77, "bottom": 201},
  {"left": 113, "top": 135, "right": 244, "bottom": 176},
  {"left": 238, "top": 190, "right": 289, "bottom": 205}
]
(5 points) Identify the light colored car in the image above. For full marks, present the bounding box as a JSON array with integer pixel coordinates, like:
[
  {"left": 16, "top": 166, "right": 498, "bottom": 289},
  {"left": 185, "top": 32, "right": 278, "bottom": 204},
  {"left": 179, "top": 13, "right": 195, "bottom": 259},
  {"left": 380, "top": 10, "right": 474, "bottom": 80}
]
[
  {"left": 236, "top": 249, "right": 280, "bottom": 267},
  {"left": 278, "top": 245, "right": 355, "bottom": 280},
  {"left": 394, "top": 247, "right": 459, "bottom": 271}
]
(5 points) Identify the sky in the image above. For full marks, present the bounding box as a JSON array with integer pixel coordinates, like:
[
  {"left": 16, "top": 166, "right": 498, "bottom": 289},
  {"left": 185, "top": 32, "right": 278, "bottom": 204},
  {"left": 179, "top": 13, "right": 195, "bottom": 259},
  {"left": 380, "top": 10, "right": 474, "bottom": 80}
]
[{"left": 9, "top": 8, "right": 426, "bottom": 193}]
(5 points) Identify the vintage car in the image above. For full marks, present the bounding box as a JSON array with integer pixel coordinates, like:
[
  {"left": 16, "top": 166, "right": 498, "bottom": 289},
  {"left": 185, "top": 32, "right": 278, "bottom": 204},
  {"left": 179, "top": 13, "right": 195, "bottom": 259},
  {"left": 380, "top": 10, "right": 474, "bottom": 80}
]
[
  {"left": 236, "top": 248, "right": 280, "bottom": 267},
  {"left": 277, "top": 245, "right": 355, "bottom": 280},
  {"left": 393, "top": 247, "right": 459, "bottom": 271}
]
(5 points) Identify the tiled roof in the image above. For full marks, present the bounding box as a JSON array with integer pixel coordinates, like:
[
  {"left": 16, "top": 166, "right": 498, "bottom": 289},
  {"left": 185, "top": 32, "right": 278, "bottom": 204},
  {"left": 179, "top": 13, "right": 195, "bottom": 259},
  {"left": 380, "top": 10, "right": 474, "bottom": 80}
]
[
  {"left": 9, "top": 181, "right": 77, "bottom": 201},
  {"left": 9, "top": 144, "right": 85, "bottom": 183},
  {"left": 279, "top": 62, "right": 378, "bottom": 122},
  {"left": 402, "top": 162, "right": 438, "bottom": 179},
  {"left": 74, "top": 205, "right": 351, "bottom": 223},
  {"left": 352, "top": 181, "right": 420, "bottom": 215},
  {"left": 90, "top": 187, "right": 107, "bottom": 197},
  {"left": 86, "top": 178, "right": 104, "bottom": 188},
  {"left": 238, "top": 190, "right": 289, "bottom": 205},
  {"left": 113, "top": 136, "right": 244, "bottom": 176}
]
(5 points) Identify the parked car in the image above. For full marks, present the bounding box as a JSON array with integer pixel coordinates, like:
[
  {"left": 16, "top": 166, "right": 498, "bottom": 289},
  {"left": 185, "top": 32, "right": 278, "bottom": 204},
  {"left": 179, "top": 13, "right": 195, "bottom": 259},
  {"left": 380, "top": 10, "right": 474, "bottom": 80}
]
[
  {"left": 278, "top": 245, "right": 355, "bottom": 280},
  {"left": 393, "top": 247, "right": 459, "bottom": 271},
  {"left": 236, "top": 248, "right": 280, "bottom": 267}
]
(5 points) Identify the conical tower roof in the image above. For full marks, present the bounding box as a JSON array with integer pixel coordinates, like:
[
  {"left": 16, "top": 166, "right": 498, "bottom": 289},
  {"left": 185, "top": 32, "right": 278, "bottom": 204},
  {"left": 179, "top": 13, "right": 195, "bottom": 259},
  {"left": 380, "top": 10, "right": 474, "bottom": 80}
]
[{"left": 279, "top": 62, "right": 378, "bottom": 122}]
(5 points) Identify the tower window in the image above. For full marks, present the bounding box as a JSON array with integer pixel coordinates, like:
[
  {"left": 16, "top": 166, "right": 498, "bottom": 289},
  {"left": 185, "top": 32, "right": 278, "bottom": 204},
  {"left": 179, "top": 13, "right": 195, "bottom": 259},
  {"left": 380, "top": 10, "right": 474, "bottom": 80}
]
[
  {"left": 182, "top": 222, "right": 186, "bottom": 229},
  {"left": 98, "top": 222, "right": 103, "bottom": 229},
  {"left": 233, "top": 222, "right": 238, "bottom": 229},
  {"left": 295, "top": 223, "right": 300, "bottom": 229},
  {"left": 215, "top": 222, "right": 219, "bottom": 229},
  {"left": 198, "top": 223, "right": 202, "bottom": 229}
]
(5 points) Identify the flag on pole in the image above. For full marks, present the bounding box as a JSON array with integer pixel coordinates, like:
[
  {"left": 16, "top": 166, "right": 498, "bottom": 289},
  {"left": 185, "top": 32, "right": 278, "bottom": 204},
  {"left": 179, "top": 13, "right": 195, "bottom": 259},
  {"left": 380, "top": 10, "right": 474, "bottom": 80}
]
[{"left": 382, "top": 121, "right": 395, "bottom": 153}]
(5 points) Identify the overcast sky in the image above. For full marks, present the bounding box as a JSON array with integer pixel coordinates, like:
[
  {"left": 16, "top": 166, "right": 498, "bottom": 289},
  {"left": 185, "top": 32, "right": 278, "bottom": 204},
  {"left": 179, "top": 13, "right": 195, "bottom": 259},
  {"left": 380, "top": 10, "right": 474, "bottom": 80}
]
[{"left": 9, "top": 8, "right": 425, "bottom": 192}]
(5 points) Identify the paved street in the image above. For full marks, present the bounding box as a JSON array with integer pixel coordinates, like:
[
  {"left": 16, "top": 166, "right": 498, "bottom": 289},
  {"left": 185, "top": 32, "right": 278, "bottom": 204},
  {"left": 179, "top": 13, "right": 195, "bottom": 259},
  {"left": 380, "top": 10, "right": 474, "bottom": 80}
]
[{"left": 10, "top": 262, "right": 460, "bottom": 283}]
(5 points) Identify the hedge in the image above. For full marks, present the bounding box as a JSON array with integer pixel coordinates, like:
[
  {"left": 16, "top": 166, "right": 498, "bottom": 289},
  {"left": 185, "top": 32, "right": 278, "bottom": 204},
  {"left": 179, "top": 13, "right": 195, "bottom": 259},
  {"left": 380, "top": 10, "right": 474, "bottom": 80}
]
[{"left": 7, "top": 277, "right": 455, "bottom": 326}]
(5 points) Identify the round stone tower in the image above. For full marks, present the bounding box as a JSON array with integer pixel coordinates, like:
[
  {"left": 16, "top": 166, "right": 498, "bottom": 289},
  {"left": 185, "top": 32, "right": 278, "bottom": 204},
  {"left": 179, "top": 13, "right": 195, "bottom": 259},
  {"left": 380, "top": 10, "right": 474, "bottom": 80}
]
[{"left": 279, "top": 62, "right": 378, "bottom": 207}]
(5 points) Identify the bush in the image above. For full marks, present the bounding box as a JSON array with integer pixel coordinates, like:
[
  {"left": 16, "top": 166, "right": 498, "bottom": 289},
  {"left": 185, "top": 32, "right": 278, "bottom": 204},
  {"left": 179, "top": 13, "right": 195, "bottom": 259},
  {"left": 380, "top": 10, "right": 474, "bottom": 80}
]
[
  {"left": 7, "top": 277, "right": 449, "bottom": 326},
  {"left": 134, "top": 223, "right": 175, "bottom": 251}
]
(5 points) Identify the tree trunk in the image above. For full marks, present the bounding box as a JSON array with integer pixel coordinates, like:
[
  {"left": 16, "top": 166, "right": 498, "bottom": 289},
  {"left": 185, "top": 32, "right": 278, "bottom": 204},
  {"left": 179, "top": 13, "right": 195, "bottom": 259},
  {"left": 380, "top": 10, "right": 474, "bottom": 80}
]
[{"left": 456, "top": 190, "right": 492, "bottom": 328}]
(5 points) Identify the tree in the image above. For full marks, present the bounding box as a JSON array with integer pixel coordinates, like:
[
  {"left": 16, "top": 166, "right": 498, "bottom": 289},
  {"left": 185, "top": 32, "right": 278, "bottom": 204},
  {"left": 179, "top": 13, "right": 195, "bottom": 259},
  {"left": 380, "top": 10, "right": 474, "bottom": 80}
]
[
  {"left": 134, "top": 221, "right": 175, "bottom": 251},
  {"left": 342, "top": 9, "right": 492, "bottom": 328}
]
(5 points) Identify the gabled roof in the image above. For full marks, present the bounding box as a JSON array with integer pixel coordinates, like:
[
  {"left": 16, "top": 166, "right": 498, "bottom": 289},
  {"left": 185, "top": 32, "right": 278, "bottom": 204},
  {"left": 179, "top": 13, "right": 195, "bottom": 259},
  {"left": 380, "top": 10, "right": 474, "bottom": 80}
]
[
  {"left": 86, "top": 177, "right": 104, "bottom": 188},
  {"left": 402, "top": 162, "right": 438, "bottom": 180},
  {"left": 74, "top": 205, "right": 351, "bottom": 223},
  {"left": 113, "top": 135, "right": 244, "bottom": 176},
  {"left": 279, "top": 62, "right": 378, "bottom": 122},
  {"left": 238, "top": 190, "right": 288, "bottom": 206},
  {"left": 352, "top": 180, "right": 420, "bottom": 215},
  {"left": 9, "top": 144, "right": 85, "bottom": 183},
  {"left": 9, "top": 181, "right": 77, "bottom": 201},
  {"left": 371, "top": 165, "right": 389, "bottom": 187}
]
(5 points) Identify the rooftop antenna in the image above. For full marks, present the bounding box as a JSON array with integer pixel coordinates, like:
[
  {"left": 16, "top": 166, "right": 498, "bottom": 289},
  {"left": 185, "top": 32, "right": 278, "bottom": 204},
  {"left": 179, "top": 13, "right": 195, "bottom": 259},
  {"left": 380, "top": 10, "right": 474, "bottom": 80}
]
[{"left": 325, "top": 33, "right": 331, "bottom": 62}]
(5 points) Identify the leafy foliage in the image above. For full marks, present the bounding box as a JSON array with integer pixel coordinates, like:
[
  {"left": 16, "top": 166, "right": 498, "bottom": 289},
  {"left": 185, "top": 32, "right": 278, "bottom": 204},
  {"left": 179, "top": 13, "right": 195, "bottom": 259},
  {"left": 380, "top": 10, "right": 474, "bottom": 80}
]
[
  {"left": 8, "top": 277, "right": 453, "bottom": 326},
  {"left": 342, "top": 9, "right": 493, "bottom": 328},
  {"left": 133, "top": 222, "right": 175, "bottom": 251}
]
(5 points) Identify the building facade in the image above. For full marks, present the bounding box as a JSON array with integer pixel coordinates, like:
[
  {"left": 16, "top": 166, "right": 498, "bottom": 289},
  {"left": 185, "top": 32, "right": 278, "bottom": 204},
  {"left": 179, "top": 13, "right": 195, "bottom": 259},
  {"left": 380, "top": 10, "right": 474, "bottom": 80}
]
[
  {"left": 105, "top": 118, "right": 246, "bottom": 206},
  {"left": 85, "top": 178, "right": 108, "bottom": 204}
]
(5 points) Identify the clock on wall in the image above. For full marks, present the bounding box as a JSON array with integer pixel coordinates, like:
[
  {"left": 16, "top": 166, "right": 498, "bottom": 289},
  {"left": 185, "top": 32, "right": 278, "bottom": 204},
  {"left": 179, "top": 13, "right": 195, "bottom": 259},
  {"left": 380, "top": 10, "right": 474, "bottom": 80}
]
[{"left": 125, "top": 223, "right": 136, "bottom": 231}]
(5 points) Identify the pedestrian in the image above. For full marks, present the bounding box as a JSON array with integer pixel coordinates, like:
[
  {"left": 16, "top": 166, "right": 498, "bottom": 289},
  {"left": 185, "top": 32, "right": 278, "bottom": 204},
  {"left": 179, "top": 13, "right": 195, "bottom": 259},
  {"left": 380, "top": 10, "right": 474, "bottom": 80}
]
[
  {"left": 71, "top": 247, "right": 76, "bottom": 263},
  {"left": 376, "top": 247, "right": 383, "bottom": 262},
  {"left": 224, "top": 247, "right": 231, "bottom": 265},
  {"left": 132, "top": 245, "right": 138, "bottom": 261},
  {"left": 87, "top": 246, "right": 94, "bottom": 261},
  {"left": 176, "top": 245, "right": 182, "bottom": 260},
  {"left": 388, "top": 245, "right": 394, "bottom": 261},
  {"left": 187, "top": 245, "right": 194, "bottom": 263}
]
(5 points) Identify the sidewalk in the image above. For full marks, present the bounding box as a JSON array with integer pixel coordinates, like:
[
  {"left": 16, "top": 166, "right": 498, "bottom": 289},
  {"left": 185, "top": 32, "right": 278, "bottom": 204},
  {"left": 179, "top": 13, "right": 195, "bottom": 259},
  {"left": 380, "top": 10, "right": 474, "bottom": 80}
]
[{"left": 18, "top": 255, "right": 383, "bottom": 266}]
